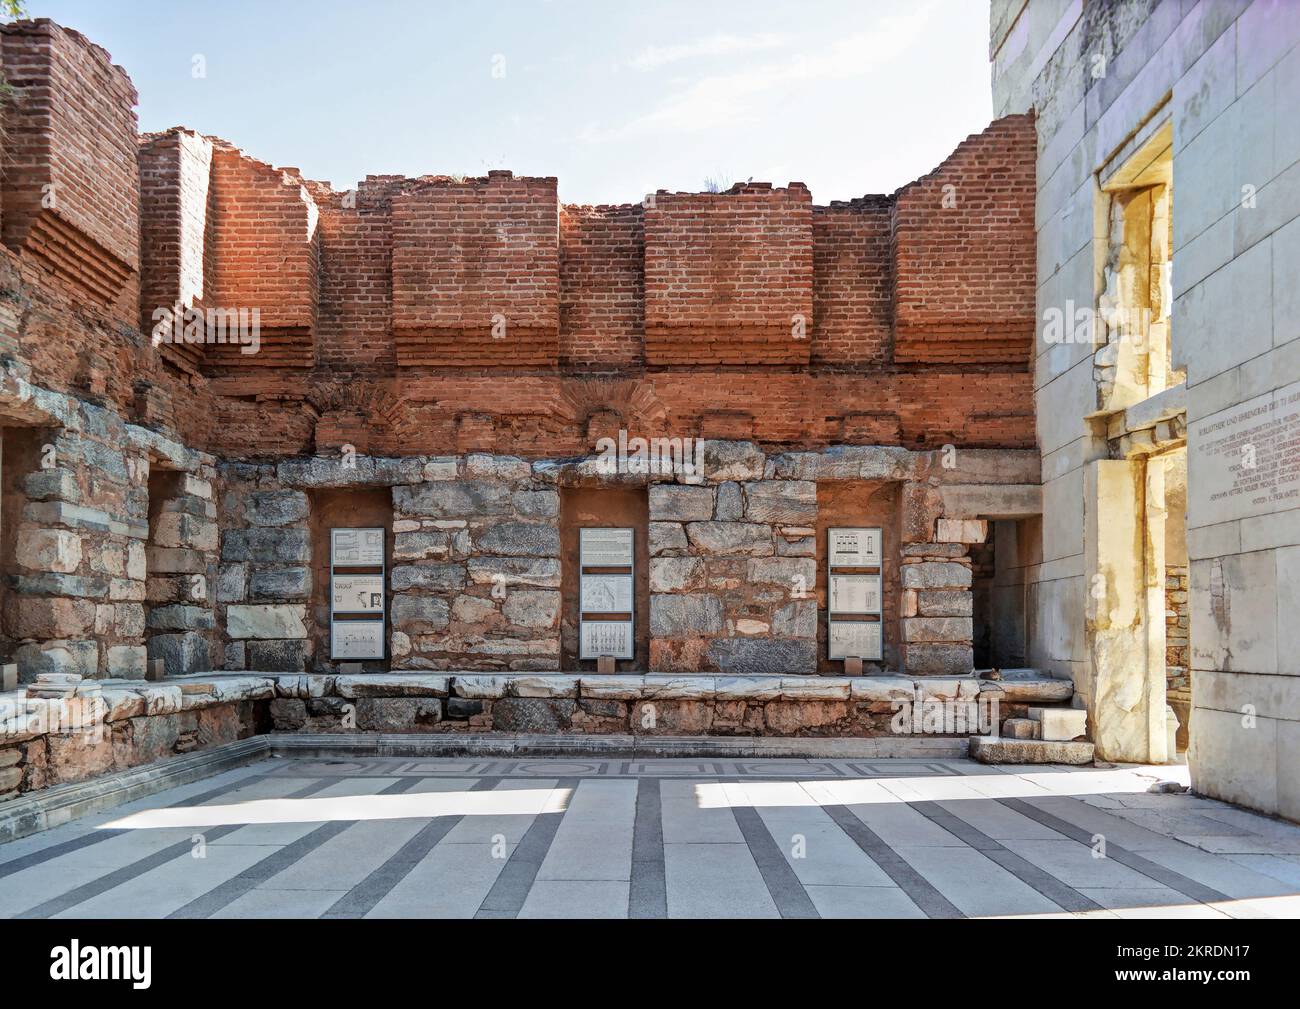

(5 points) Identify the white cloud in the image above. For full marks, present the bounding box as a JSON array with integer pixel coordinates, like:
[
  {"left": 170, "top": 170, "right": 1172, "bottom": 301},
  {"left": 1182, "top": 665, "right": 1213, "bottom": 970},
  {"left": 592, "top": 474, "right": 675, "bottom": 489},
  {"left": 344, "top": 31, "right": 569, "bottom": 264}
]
[
  {"left": 628, "top": 32, "right": 787, "bottom": 71},
  {"left": 586, "top": 6, "right": 938, "bottom": 143}
]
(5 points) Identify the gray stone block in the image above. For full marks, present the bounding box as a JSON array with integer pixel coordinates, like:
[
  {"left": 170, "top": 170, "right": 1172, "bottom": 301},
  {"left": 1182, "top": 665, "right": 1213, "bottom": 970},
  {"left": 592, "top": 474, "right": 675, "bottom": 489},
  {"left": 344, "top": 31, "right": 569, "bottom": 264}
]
[
  {"left": 714, "top": 482, "right": 744, "bottom": 521},
  {"left": 742, "top": 480, "right": 817, "bottom": 524},
  {"left": 474, "top": 522, "right": 560, "bottom": 557},
  {"left": 249, "top": 567, "right": 312, "bottom": 600},
  {"left": 491, "top": 697, "right": 574, "bottom": 733},
  {"left": 685, "top": 522, "right": 773, "bottom": 556},
  {"left": 222, "top": 528, "right": 311, "bottom": 564},
  {"left": 649, "top": 484, "right": 714, "bottom": 521},
  {"left": 246, "top": 490, "right": 310, "bottom": 527},
  {"left": 356, "top": 697, "right": 442, "bottom": 731},
  {"left": 390, "top": 595, "right": 451, "bottom": 632},
  {"left": 707, "top": 637, "right": 817, "bottom": 675},
  {"left": 391, "top": 563, "right": 466, "bottom": 591},
  {"left": 247, "top": 639, "right": 313, "bottom": 672},
  {"left": 650, "top": 594, "right": 724, "bottom": 636},
  {"left": 147, "top": 632, "right": 210, "bottom": 676}
]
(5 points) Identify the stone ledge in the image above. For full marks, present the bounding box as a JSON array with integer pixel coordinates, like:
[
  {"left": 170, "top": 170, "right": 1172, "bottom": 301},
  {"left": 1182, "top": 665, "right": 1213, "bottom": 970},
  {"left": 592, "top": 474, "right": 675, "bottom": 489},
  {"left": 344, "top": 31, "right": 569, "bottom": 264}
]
[{"left": 970, "top": 736, "right": 1095, "bottom": 765}]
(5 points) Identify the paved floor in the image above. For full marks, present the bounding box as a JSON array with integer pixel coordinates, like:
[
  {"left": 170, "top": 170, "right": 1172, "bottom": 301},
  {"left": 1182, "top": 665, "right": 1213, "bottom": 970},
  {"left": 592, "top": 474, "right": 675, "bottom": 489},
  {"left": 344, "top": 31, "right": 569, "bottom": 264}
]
[{"left": 1, "top": 756, "right": 1299, "bottom": 918}]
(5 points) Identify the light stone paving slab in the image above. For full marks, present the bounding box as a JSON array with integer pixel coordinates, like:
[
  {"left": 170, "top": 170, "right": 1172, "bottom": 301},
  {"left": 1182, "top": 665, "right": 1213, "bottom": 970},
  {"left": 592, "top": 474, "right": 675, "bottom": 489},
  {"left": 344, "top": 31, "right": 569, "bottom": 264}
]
[
  {"left": 664, "top": 842, "right": 778, "bottom": 919},
  {"left": 2, "top": 757, "right": 1298, "bottom": 919},
  {"left": 536, "top": 779, "right": 635, "bottom": 882}
]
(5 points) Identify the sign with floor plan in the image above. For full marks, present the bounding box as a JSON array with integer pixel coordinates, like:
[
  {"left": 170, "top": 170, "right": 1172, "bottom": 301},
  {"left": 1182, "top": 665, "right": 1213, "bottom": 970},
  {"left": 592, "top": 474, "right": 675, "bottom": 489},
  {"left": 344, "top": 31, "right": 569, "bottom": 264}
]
[
  {"left": 331, "top": 620, "right": 386, "bottom": 660},
  {"left": 332, "top": 527, "right": 384, "bottom": 566},
  {"left": 829, "top": 573, "right": 881, "bottom": 615},
  {"left": 828, "top": 620, "right": 882, "bottom": 660},
  {"left": 828, "top": 527, "right": 882, "bottom": 567},
  {"left": 330, "top": 527, "right": 386, "bottom": 660},
  {"left": 580, "top": 620, "right": 634, "bottom": 660},
  {"left": 581, "top": 573, "right": 633, "bottom": 613}
]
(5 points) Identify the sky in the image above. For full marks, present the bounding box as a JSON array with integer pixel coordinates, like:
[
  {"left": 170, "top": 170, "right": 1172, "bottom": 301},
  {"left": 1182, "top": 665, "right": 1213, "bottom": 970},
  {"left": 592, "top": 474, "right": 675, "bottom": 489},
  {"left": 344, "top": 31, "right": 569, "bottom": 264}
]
[{"left": 27, "top": 0, "right": 994, "bottom": 206}]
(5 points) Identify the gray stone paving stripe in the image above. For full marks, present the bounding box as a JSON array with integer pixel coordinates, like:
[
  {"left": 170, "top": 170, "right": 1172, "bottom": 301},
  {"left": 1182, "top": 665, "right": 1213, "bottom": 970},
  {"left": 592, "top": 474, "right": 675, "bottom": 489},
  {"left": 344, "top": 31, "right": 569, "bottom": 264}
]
[
  {"left": 729, "top": 804, "right": 820, "bottom": 919},
  {"left": 910, "top": 800, "right": 1103, "bottom": 914},
  {"left": 320, "top": 777, "right": 503, "bottom": 919},
  {"left": 997, "top": 797, "right": 1233, "bottom": 905},
  {"left": 167, "top": 778, "right": 420, "bottom": 920},
  {"left": 0, "top": 772, "right": 271, "bottom": 881},
  {"left": 11, "top": 778, "right": 335, "bottom": 920},
  {"left": 474, "top": 777, "right": 579, "bottom": 919},
  {"left": 820, "top": 803, "right": 964, "bottom": 919},
  {"left": 629, "top": 777, "right": 667, "bottom": 919}
]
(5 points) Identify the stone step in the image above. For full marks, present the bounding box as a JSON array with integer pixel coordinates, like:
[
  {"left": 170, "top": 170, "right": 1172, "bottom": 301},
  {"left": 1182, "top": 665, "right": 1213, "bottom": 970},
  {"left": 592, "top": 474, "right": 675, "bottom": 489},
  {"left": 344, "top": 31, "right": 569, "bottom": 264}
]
[
  {"left": 1001, "top": 717, "right": 1038, "bottom": 739},
  {"left": 970, "top": 736, "right": 1094, "bottom": 765},
  {"left": 1027, "top": 706, "right": 1088, "bottom": 741}
]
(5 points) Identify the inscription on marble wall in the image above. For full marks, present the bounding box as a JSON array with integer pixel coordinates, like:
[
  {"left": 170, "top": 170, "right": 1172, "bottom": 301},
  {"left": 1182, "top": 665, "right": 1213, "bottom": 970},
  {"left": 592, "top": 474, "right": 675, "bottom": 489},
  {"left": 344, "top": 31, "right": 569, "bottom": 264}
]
[{"left": 1192, "top": 379, "right": 1300, "bottom": 525}]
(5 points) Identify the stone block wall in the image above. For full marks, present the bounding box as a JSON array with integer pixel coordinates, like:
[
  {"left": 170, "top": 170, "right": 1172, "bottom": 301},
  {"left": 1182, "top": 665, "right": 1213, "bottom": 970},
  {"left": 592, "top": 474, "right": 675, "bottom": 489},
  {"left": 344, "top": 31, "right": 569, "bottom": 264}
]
[{"left": 145, "top": 468, "right": 220, "bottom": 675}]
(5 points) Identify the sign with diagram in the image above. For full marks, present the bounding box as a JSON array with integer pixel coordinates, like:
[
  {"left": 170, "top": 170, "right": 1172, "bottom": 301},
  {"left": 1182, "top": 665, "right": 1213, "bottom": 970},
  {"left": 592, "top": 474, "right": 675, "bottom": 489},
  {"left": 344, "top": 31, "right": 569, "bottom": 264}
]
[
  {"left": 828, "top": 527, "right": 882, "bottom": 567},
  {"left": 828, "top": 620, "right": 882, "bottom": 661},
  {"left": 580, "top": 620, "right": 634, "bottom": 660},
  {"left": 579, "top": 528, "right": 634, "bottom": 661},
  {"left": 581, "top": 574, "right": 633, "bottom": 614},
  {"left": 829, "top": 573, "right": 881, "bottom": 615},
  {"left": 827, "top": 527, "right": 883, "bottom": 663},
  {"left": 330, "top": 527, "right": 385, "bottom": 660}
]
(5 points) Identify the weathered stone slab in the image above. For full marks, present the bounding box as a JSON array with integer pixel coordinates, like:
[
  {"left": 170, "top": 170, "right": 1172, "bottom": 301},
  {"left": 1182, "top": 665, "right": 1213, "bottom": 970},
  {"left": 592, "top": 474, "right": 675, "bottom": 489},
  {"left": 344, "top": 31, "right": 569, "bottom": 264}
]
[
  {"left": 767, "top": 445, "right": 914, "bottom": 482},
  {"left": 685, "top": 522, "right": 773, "bottom": 556},
  {"left": 850, "top": 676, "right": 916, "bottom": 702},
  {"left": 649, "top": 484, "right": 714, "bottom": 521},
  {"left": 578, "top": 675, "right": 647, "bottom": 700},
  {"left": 703, "top": 441, "right": 766, "bottom": 481},
  {"left": 391, "top": 563, "right": 466, "bottom": 592},
  {"left": 650, "top": 594, "right": 724, "bottom": 636},
  {"left": 707, "top": 638, "right": 816, "bottom": 675},
  {"left": 970, "top": 736, "right": 1095, "bottom": 765},
  {"left": 779, "top": 676, "right": 851, "bottom": 700},
  {"left": 743, "top": 481, "right": 816, "bottom": 524},
  {"left": 466, "top": 557, "right": 560, "bottom": 588},
  {"left": 492, "top": 697, "right": 574, "bottom": 732},
  {"left": 713, "top": 676, "right": 783, "bottom": 701},
  {"left": 390, "top": 595, "right": 451, "bottom": 632},
  {"left": 902, "top": 617, "right": 973, "bottom": 643},
  {"left": 222, "top": 528, "right": 310, "bottom": 564},
  {"left": 502, "top": 590, "right": 560, "bottom": 628},
  {"left": 335, "top": 674, "right": 450, "bottom": 698},
  {"left": 640, "top": 676, "right": 716, "bottom": 700},
  {"left": 393, "top": 480, "right": 512, "bottom": 518},
  {"left": 509, "top": 674, "right": 580, "bottom": 698},
  {"left": 901, "top": 562, "right": 972, "bottom": 589},
  {"left": 988, "top": 671, "right": 1075, "bottom": 702},
  {"left": 451, "top": 674, "right": 509, "bottom": 699},
  {"left": 226, "top": 604, "right": 307, "bottom": 640},
  {"left": 475, "top": 522, "right": 560, "bottom": 557},
  {"left": 649, "top": 522, "right": 688, "bottom": 555},
  {"left": 249, "top": 567, "right": 312, "bottom": 600},
  {"left": 649, "top": 557, "right": 704, "bottom": 592}
]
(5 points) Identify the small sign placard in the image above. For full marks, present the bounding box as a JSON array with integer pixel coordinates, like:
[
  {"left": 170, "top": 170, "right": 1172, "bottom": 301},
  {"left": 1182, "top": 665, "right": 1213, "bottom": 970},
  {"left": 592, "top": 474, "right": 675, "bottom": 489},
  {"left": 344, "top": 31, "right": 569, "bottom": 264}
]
[
  {"left": 828, "top": 527, "right": 882, "bottom": 568},
  {"left": 332, "top": 528, "right": 384, "bottom": 567},
  {"left": 331, "top": 620, "right": 385, "bottom": 660},
  {"left": 333, "top": 574, "right": 384, "bottom": 614},
  {"left": 580, "top": 528, "right": 634, "bottom": 568},
  {"left": 828, "top": 620, "right": 882, "bottom": 660},
  {"left": 580, "top": 620, "right": 634, "bottom": 660},
  {"left": 581, "top": 574, "right": 633, "bottom": 614},
  {"left": 829, "top": 573, "right": 881, "bottom": 615}
]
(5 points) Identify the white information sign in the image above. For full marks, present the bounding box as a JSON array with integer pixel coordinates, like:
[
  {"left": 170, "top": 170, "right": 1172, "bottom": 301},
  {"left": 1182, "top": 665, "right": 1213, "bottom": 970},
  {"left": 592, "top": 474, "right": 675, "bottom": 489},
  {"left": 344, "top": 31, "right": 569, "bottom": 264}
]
[
  {"left": 580, "top": 620, "right": 634, "bottom": 660},
  {"left": 828, "top": 527, "right": 882, "bottom": 567},
  {"left": 333, "top": 574, "right": 384, "bottom": 613},
  {"left": 581, "top": 574, "right": 633, "bottom": 614},
  {"left": 829, "top": 573, "right": 881, "bottom": 615},
  {"left": 332, "top": 528, "right": 384, "bottom": 566},
  {"left": 331, "top": 620, "right": 385, "bottom": 660},
  {"left": 580, "top": 527, "right": 634, "bottom": 567},
  {"left": 828, "top": 620, "right": 882, "bottom": 660}
]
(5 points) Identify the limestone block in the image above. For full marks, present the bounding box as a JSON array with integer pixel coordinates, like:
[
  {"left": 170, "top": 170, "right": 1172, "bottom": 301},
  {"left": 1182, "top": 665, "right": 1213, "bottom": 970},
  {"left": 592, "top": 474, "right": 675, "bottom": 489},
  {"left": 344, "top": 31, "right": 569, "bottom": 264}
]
[
  {"left": 424, "top": 457, "right": 459, "bottom": 481},
  {"left": 714, "top": 482, "right": 743, "bottom": 521},
  {"left": 465, "top": 454, "right": 531, "bottom": 481},
  {"left": 849, "top": 676, "right": 915, "bottom": 702},
  {"left": 746, "top": 556, "right": 815, "bottom": 587},
  {"left": 249, "top": 567, "right": 311, "bottom": 600},
  {"left": 649, "top": 557, "right": 704, "bottom": 593},
  {"left": 14, "top": 528, "right": 81, "bottom": 574},
  {"left": 766, "top": 446, "right": 913, "bottom": 482},
  {"left": 916, "top": 590, "right": 973, "bottom": 617},
  {"left": 452, "top": 674, "right": 509, "bottom": 699},
  {"left": 126, "top": 541, "right": 146, "bottom": 581},
  {"left": 474, "top": 521, "right": 560, "bottom": 557},
  {"left": 5, "top": 597, "right": 96, "bottom": 639},
  {"left": 491, "top": 696, "right": 574, "bottom": 732},
  {"left": 356, "top": 697, "right": 442, "bottom": 731},
  {"left": 901, "top": 562, "right": 972, "bottom": 589},
  {"left": 649, "top": 522, "right": 688, "bottom": 555},
  {"left": 511, "top": 490, "right": 559, "bottom": 518},
  {"left": 578, "top": 675, "right": 647, "bottom": 700},
  {"left": 649, "top": 484, "right": 714, "bottom": 521},
  {"left": 1027, "top": 706, "right": 1089, "bottom": 741},
  {"left": 650, "top": 594, "right": 724, "bottom": 636},
  {"left": 915, "top": 676, "right": 981, "bottom": 700},
  {"left": 502, "top": 590, "right": 560, "bottom": 628},
  {"left": 703, "top": 441, "right": 766, "bottom": 481},
  {"left": 23, "top": 468, "right": 79, "bottom": 502},
  {"left": 393, "top": 480, "right": 511, "bottom": 518},
  {"left": 640, "top": 676, "right": 716, "bottom": 700},
  {"left": 390, "top": 595, "right": 450, "bottom": 632},
  {"left": 935, "top": 518, "right": 989, "bottom": 544},
  {"left": 335, "top": 674, "right": 450, "bottom": 698},
  {"left": 393, "top": 530, "right": 451, "bottom": 560},
  {"left": 742, "top": 480, "right": 817, "bottom": 524},
  {"left": 147, "top": 633, "right": 210, "bottom": 676},
  {"left": 902, "top": 617, "right": 973, "bottom": 643},
  {"left": 216, "top": 563, "right": 248, "bottom": 603},
  {"left": 713, "top": 676, "right": 783, "bottom": 701},
  {"left": 146, "top": 604, "right": 216, "bottom": 631},
  {"left": 451, "top": 594, "right": 498, "bottom": 624},
  {"left": 247, "top": 639, "right": 312, "bottom": 671},
  {"left": 685, "top": 522, "right": 773, "bottom": 556},
  {"left": 707, "top": 638, "right": 816, "bottom": 675},
  {"left": 508, "top": 674, "right": 580, "bottom": 698},
  {"left": 226, "top": 604, "right": 307, "bottom": 640},
  {"left": 221, "top": 528, "right": 310, "bottom": 564},
  {"left": 779, "top": 676, "right": 851, "bottom": 700},
  {"left": 391, "top": 563, "right": 466, "bottom": 592},
  {"left": 466, "top": 556, "right": 560, "bottom": 588},
  {"left": 993, "top": 673, "right": 1075, "bottom": 703},
  {"left": 153, "top": 512, "right": 218, "bottom": 551},
  {"left": 904, "top": 643, "right": 973, "bottom": 676},
  {"left": 970, "top": 737, "right": 1094, "bottom": 765},
  {"left": 1002, "top": 717, "right": 1039, "bottom": 739},
  {"left": 14, "top": 640, "right": 98, "bottom": 680},
  {"left": 772, "top": 600, "right": 817, "bottom": 638},
  {"left": 224, "top": 641, "right": 246, "bottom": 670}
]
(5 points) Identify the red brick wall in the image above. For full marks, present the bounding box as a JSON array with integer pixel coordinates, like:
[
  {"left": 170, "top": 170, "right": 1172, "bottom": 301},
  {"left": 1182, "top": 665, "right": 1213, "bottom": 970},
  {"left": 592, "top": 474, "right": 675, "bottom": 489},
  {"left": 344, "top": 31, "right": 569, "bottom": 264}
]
[
  {"left": 812, "top": 197, "right": 893, "bottom": 368},
  {"left": 0, "top": 19, "right": 138, "bottom": 318},
  {"left": 644, "top": 183, "right": 813, "bottom": 366},
  {"left": 0, "top": 18, "right": 1037, "bottom": 468},
  {"left": 892, "top": 114, "right": 1036, "bottom": 365},
  {"left": 391, "top": 172, "right": 559, "bottom": 367}
]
